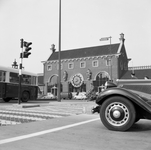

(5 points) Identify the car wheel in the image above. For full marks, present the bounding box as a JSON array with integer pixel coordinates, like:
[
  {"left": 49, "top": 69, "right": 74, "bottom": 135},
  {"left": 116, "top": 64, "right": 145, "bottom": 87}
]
[
  {"left": 135, "top": 117, "right": 140, "bottom": 123},
  {"left": 100, "top": 96, "right": 136, "bottom": 131},
  {"left": 3, "top": 98, "right": 11, "bottom": 102},
  {"left": 21, "top": 91, "right": 30, "bottom": 102}
]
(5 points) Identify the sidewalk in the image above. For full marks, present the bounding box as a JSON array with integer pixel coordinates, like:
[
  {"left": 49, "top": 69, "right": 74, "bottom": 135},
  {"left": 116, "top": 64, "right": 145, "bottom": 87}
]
[
  {"left": 49, "top": 100, "right": 97, "bottom": 114},
  {"left": 12, "top": 99, "right": 97, "bottom": 114}
]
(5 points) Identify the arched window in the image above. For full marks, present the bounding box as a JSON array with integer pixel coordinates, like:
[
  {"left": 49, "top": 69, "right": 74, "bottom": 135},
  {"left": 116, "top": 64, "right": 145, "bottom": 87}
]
[
  {"left": 93, "top": 71, "right": 110, "bottom": 92},
  {"left": 47, "top": 75, "right": 62, "bottom": 96}
]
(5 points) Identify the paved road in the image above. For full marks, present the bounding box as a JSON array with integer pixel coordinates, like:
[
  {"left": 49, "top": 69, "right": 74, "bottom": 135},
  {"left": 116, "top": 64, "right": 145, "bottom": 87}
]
[
  {"left": 0, "top": 100, "right": 96, "bottom": 126},
  {"left": 1, "top": 100, "right": 151, "bottom": 150},
  {"left": 0, "top": 114, "right": 151, "bottom": 150}
]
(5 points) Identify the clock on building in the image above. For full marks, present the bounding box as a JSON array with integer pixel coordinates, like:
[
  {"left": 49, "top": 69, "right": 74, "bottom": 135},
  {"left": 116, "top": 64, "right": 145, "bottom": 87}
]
[{"left": 71, "top": 73, "right": 83, "bottom": 87}]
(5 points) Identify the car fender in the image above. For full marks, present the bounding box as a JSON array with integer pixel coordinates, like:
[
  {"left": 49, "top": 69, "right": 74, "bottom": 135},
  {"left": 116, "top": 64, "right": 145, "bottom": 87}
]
[{"left": 96, "top": 87, "right": 151, "bottom": 113}]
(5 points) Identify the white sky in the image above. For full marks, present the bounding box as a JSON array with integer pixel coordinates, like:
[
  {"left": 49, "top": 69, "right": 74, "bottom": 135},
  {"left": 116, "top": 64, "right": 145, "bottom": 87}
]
[{"left": 0, "top": 0, "right": 151, "bottom": 73}]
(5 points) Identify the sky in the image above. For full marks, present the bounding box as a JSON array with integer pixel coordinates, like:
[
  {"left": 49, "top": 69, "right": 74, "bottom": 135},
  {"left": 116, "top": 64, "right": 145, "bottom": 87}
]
[{"left": 0, "top": 0, "right": 151, "bottom": 74}]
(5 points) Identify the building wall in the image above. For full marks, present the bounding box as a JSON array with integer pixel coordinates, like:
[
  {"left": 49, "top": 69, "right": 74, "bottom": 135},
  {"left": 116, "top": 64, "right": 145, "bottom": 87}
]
[
  {"left": 43, "top": 55, "right": 121, "bottom": 95},
  {"left": 41, "top": 33, "right": 131, "bottom": 95}
]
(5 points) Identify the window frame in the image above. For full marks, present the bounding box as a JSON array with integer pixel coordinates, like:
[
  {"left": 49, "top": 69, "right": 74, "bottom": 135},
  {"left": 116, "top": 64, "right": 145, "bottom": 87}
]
[
  {"left": 80, "top": 61, "right": 86, "bottom": 68},
  {"left": 0, "top": 70, "right": 6, "bottom": 82},
  {"left": 92, "top": 60, "right": 98, "bottom": 67},
  {"left": 47, "top": 65, "right": 52, "bottom": 71},
  {"left": 106, "top": 59, "right": 111, "bottom": 66},
  {"left": 68, "top": 62, "right": 74, "bottom": 69}
]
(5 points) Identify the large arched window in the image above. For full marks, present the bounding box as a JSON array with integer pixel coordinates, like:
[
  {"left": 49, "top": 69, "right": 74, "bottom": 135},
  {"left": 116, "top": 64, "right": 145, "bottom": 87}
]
[
  {"left": 47, "top": 75, "right": 62, "bottom": 96},
  {"left": 93, "top": 71, "right": 110, "bottom": 92}
]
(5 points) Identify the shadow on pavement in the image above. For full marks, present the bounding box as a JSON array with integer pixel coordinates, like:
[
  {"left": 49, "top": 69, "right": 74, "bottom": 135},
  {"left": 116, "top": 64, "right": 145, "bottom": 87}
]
[{"left": 129, "top": 120, "right": 151, "bottom": 132}]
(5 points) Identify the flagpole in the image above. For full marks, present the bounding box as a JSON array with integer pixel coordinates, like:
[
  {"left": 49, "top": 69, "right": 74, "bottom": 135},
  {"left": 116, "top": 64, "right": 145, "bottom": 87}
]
[
  {"left": 100, "top": 36, "right": 112, "bottom": 81},
  {"left": 109, "top": 37, "right": 112, "bottom": 81}
]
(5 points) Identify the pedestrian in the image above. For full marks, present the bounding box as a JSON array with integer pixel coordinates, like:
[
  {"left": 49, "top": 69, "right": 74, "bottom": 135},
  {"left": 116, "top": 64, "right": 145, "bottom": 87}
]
[{"left": 76, "top": 91, "right": 79, "bottom": 95}]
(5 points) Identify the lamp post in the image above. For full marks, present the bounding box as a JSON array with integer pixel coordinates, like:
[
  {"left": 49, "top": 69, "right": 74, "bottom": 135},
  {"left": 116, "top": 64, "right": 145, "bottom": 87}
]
[
  {"left": 58, "top": 0, "right": 61, "bottom": 102},
  {"left": 100, "top": 36, "right": 112, "bottom": 81}
]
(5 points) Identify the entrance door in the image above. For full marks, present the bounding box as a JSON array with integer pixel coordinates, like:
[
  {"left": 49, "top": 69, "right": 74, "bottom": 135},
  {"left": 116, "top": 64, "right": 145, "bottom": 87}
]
[{"left": 51, "top": 86, "right": 57, "bottom": 96}]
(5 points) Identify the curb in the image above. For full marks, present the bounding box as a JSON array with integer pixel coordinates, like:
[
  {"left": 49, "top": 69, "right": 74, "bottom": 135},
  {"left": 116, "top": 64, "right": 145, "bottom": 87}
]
[{"left": 13, "top": 104, "right": 40, "bottom": 108}]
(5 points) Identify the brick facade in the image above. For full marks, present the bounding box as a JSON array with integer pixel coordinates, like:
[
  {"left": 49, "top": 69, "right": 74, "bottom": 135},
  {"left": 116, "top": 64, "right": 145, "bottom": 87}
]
[{"left": 42, "top": 33, "right": 130, "bottom": 96}]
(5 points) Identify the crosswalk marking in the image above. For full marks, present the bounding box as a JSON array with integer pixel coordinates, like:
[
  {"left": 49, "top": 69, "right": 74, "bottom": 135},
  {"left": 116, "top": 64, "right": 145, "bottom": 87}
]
[
  {"left": 0, "top": 110, "right": 64, "bottom": 118},
  {"left": 0, "top": 119, "right": 21, "bottom": 125},
  {"left": 0, "top": 105, "right": 85, "bottom": 126}
]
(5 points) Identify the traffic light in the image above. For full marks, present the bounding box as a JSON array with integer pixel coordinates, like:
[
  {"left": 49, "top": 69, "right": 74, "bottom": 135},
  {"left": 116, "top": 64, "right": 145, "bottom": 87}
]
[
  {"left": 20, "top": 39, "right": 24, "bottom": 48},
  {"left": 23, "top": 41, "right": 32, "bottom": 58}
]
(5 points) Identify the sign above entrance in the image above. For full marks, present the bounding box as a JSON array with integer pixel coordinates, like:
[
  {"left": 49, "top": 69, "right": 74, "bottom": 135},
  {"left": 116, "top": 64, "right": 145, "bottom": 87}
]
[{"left": 71, "top": 73, "right": 84, "bottom": 88}]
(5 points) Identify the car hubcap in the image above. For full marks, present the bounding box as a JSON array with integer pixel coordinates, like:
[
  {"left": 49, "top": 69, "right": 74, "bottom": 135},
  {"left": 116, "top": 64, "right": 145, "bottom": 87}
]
[
  {"left": 105, "top": 102, "right": 129, "bottom": 126},
  {"left": 113, "top": 110, "right": 121, "bottom": 118}
]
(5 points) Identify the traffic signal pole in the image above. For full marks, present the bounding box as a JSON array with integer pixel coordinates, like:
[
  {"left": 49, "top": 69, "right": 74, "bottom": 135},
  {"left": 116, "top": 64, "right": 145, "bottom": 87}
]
[
  {"left": 18, "top": 39, "right": 23, "bottom": 104},
  {"left": 18, "top": 39, "right": 32, "bottom": 104}
]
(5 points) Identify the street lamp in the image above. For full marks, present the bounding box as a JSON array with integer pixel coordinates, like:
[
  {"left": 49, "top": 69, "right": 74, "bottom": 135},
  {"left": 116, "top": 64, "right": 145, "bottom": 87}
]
[
  {"left": 58, "top": 0, "right": 61, "bottom": 102},
  {"left": 100, "top": 36, "right": 112, "bottom": 81}
]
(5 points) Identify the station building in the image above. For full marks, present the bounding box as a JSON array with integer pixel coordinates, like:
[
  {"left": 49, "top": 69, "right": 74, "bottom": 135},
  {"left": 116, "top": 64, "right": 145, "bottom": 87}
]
[{"left": 42, "top": 33, "right": 131, "bottom": 96}]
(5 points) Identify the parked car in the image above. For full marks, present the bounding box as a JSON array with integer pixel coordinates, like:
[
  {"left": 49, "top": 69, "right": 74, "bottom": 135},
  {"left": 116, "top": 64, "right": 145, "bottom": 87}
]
[
  {"left": 41, "top": 93, "right": 56, "bottom": 99},
  {"left": 92, "top": 79, "right": 151, "bottom": 131},
  {"left": 60, "top": 92, "right": 72, "bottom": 100},
  {"left": 73, "top": 92, "right": 87, "bottom": 100}
]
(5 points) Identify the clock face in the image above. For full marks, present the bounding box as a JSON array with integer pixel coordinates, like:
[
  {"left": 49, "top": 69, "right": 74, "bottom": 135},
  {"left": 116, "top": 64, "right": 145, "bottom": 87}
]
[
  {"left": 73, "top": 76, "right": 80, "bottom": 84},
  {"left": 71, "top": 74, "right": 83, "bottom": 87}
]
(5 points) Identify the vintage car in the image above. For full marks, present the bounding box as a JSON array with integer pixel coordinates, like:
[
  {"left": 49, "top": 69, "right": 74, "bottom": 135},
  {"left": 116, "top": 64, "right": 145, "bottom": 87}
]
[{"left": 92, "top": 79, "right": 151, "bottom": 131}]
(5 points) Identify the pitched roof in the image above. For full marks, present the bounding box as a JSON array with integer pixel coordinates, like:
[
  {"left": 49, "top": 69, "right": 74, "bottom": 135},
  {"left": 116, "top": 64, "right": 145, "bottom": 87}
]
[
  {"left": 47, "top": 43, "right": 120, "bottom": 61},
  {"left": 121, "top": 69, "right": 151, "bottom": 79}
]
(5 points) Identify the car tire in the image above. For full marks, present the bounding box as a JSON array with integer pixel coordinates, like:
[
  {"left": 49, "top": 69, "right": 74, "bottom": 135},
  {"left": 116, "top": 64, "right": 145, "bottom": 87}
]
[
  {"left": 100, "top": 96, "right": 136, "bottom": 131},
  {"left": 135, "top": 117, "right": 140, "bottom": 123},
  {"left": 3, "top": 98, "right": 11, "bottom": 102},
  {"left": 21, "top": 91, "right": 30, "bottom": 102}
]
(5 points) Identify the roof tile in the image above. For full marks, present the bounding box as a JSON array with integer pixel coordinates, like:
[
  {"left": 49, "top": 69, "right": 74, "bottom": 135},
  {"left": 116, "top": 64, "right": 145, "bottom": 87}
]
[{"left": 48, "top": 43, "right": 120, "bottom": 61}]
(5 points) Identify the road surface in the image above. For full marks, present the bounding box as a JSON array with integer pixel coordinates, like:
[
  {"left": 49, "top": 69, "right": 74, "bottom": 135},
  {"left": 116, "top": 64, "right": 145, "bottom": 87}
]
[{"left": 0, "top": 114, "right": 151, "bottom": 150}]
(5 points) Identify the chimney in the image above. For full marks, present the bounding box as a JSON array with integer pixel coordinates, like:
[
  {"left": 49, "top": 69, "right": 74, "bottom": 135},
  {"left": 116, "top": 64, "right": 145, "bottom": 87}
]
[
  {"left": 119, "top": 33, "right": 125, "bottom": 43},
  {"left": 50, "top": 44, "right": 56, "bottom": 53}
]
